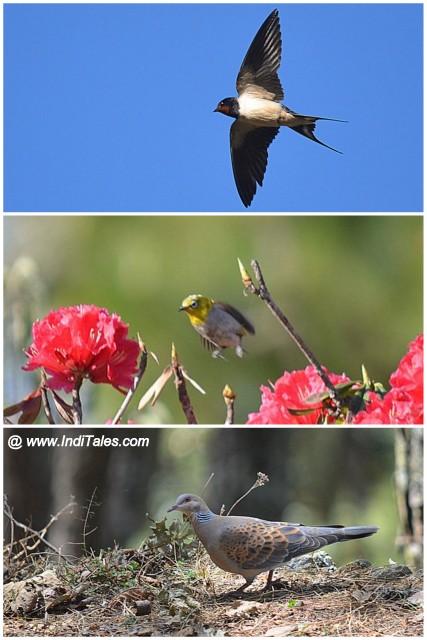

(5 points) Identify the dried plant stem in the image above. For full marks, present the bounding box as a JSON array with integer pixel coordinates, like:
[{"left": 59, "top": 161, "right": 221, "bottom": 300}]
[
  {"left": 3, "top": 496, "right": 76, "bottom": 561},
  {"left": 239, "top": 258, "right": 341, "bottom": 407},
  {"left": 172, "top": 345, "right": 197, "bottom": 424},
  {"left": 201, "top": 473, "right": 215, "bottom": 498},
  {"left": 112, "top": 341, "right": 148, "bottom": 424},
  {"left": 226, "top": 472, "right": 269, "bottom": 516},
  {"left": 81, "top": 488, "right": 100, "bottom": 554},
  {"left": 72, "top": 378, "right": 83, "bottom": 424},
  {"left": 40, "top": 371, "right": 55, "bottom": 424}
]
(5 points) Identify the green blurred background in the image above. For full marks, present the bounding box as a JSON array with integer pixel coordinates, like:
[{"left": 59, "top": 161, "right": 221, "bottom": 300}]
[{"left": 4, "top": 216, "right": 422, "bottom": 424}]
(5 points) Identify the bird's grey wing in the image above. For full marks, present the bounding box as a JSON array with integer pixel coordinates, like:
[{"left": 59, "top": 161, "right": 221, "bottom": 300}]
[
  {"left": 214, "top": 301, "right": 255, "bottom": 335},
  {"left": 236, "top": 9, "right": 284, "bottom": 100},
  {"left": 230, "top": 120, "right": 279, "bottom": 208}
]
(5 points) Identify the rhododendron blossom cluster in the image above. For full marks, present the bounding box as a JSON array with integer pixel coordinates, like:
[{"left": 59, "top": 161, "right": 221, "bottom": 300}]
[
  {"left": 247, "top": 367, "right": 352, "bottom": 424},
  {"left": 23, "top": 305, "right": 140, "bottom": 393},
  {"left": 247, "top": 335, "right": 423, "bottom": 425},
  {"left": 353, "top": 335, "right": 423, "bottom": 424}
]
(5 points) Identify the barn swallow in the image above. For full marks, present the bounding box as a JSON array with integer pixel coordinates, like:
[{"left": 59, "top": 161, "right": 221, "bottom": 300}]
[{"left": 214, "top": 9, "right": 346, "bottom": 208}]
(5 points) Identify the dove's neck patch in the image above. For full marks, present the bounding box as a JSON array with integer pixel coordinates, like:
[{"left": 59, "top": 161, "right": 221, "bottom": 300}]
[{"left": 193, "top": 511, "right": 214, "bottom": 525}]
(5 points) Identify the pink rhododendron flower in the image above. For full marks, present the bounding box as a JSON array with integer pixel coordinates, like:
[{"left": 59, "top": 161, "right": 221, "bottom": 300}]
[
  {"left": 354, "top": 335, "right": 423, "bottom": 424},
  {"left": 389, "top": 334, "right": 423, "bottom": 405},
  {"left": 23, "top": 305, "right": 140, "bottom": 393},
  {"left": 247, "top": 366, "right": 351, "bottom": 424}
]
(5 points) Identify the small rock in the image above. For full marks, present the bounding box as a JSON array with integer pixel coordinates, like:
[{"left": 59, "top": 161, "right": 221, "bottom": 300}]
[
  {"left": 406, "top": 590, "right": 423, "bottom": 607},
  {"left": 351, "top": 588, "right": 374, "bottom": 603},
  {"left": 135, "top": 600, "right": 152, "bottom": 616},
  {"left": 227, "top": 601, "right": 263, "bottom": 617},
  {"left": 342, "top": 559, "right": 372, "bottom": 570},
  {"left": 288, "top": 550, "right": 336, "bottom": 571},
  {"left": 265, "top": 624, "right": 300, "bottom": 636},
  {"left": 372, "top": 565, "right": 412, "bottom": 579}
]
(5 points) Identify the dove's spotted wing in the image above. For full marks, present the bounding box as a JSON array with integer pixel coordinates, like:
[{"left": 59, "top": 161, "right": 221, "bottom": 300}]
[{"left": 218, "top": 520, "right": 303, "bottom": 571}]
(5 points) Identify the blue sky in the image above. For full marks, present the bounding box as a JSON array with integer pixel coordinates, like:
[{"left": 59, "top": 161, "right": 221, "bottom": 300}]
[{"left": 4, "top": 3, "right": 423, "bottom": 212}]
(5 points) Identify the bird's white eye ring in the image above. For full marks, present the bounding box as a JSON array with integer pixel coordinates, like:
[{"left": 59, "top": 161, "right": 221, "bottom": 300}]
[{"left": 190, "top": 300, "right": 198, "bottom": 309}]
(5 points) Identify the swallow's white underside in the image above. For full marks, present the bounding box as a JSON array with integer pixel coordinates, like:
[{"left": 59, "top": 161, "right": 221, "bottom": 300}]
[{"left": 237, "top": 93, "right": 284, "bottom": 124}]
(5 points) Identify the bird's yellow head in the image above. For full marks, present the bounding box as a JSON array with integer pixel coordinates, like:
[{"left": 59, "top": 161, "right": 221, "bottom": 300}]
[{"left": 179, "top": 294, "right": 214, "bottom": 327}]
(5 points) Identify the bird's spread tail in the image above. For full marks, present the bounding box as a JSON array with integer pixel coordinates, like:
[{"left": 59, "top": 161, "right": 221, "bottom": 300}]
[
  {"left": 286, "top": 111, "right": 347, "bottom": 154},
  {"left": 289, "top": 121, "right": 342, "bottom": 154}
]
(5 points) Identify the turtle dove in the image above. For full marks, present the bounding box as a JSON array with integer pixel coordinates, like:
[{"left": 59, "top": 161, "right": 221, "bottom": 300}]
[{"left": 167, "top": 493, "right": 379, "bottom": 593}]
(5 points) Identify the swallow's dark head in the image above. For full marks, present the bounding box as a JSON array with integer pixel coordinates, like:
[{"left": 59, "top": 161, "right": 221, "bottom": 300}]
[{"left": 214, "top": 97, "right": 239, "bottom": 119}]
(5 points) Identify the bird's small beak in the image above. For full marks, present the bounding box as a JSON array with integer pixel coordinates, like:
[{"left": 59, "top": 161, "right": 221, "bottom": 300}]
[
  {"left": 167, "top": 504, "right": 177, "bottom": 513},
  {"left": 178, "top": 306, "right": 185, "bottom": 312},
  {"left": 213, "top": 107, "right": 218, "bottom": 113}
]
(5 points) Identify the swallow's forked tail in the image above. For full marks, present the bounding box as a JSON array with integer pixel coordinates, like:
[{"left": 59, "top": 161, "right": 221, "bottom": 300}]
[{"left": 289, "top": 115, "right": 347, "bottom": 154}]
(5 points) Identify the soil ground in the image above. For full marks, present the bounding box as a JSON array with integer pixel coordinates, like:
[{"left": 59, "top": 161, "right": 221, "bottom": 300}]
[{"left": 3, "top": 543, "right": 423, "bottom": 637}]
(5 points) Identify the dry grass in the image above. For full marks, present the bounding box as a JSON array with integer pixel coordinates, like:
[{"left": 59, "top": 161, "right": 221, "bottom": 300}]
[{"left": 3, "top": 540, "right": 423, "bottom": 637}]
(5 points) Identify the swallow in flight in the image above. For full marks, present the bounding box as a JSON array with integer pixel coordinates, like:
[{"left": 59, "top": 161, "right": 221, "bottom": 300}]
[{"left": 214, "top": 9, "right": 346, "bottom": 207}]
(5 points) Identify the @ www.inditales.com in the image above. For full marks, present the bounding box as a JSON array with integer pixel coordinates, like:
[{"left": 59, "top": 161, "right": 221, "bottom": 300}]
[{"left": 7, "top": 434, "right": 150, "bottom": 450}]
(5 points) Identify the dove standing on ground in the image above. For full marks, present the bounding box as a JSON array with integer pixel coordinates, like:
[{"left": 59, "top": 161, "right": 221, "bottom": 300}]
[
  {"left": 214, "top": 8, "right": 346, "bottom": 207},
  {"left": 168, "top": 494, "right": 379, "bottom": 593}
]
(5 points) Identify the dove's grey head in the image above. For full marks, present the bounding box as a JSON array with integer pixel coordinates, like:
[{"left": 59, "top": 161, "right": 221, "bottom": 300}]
[{"left": 167, "top": 494, "right": 210, "bottom": 515}]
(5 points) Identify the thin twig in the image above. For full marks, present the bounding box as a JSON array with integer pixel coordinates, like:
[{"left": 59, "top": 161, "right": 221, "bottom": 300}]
[
  {"left": 201, "top": 473, "right": 215, "bottom": 498},
  {"left": 226, "top": 472, "right": 269, "bottom": 516},
  {"left": 239, "top": 258, "right": 341, "bottom": 407},
  {"left": 81, "top": 488, "right": 99, "bottom": 554},
  {"left": 5, "top": 496, "right": 15, "bottom": 573},
  {"left": 3, "top": 496, "right": 76, "bottom": 560},
  {"left": 112, "top": 339, "right": 148, "bottom": 424}
]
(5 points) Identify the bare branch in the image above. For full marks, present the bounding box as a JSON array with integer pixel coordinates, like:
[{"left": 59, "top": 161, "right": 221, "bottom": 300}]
[
  {"left": 3, "top": 495, "right": 76, "bottom": 562},
  {"left": 238, "top": 258, "right": 341, "bottom": 408}
]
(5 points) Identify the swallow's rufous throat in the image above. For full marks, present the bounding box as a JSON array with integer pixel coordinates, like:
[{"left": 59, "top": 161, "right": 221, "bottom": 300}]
[{"left": 214, "top": 9, "right": 346, "bottom": 208}]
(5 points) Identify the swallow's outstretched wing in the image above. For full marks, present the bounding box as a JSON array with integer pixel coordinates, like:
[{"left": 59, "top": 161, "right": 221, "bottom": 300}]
[
  {"left": 230, "top": 121, "right": 279, "bottom": 207},
  {"left": 236, "top": 9, "right": 284, "bottom": 100}
]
